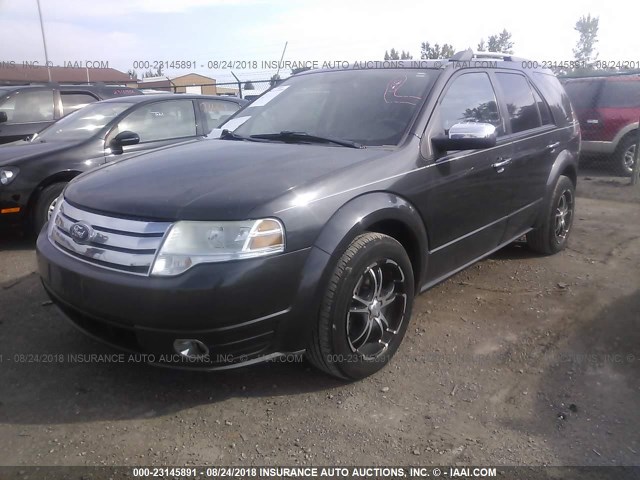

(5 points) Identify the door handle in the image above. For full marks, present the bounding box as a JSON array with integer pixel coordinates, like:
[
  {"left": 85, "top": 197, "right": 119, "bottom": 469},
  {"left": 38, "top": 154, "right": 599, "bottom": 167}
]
[
  {"left": 546, "top": 142, "right": 560, "bottom": 151},
  {"left": 491, "top": 157, "right": 512, "bottom": 173}
]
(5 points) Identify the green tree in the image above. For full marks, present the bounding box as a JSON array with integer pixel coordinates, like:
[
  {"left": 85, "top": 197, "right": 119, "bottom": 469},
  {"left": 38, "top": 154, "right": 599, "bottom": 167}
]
[
  {"left": 127, "top": 69, "right": 138, "bottom": 80},
  {"left": 400, "top": 50, "right": 413, "bottom": 60},
  {"left": 420, "top": 42, "right": 455, "bottom": 59},
  {"left": 384, "top": 48, "right": 400, "bottom": 60},
  {"left": 478, "top": 29, "right": 514, "bottom": 54},
  {"left": 573, "top": 14, "right": 599, "bottom": 65},
  {"left": 269, "top": 73, "right": 281, "bottom": 87}
]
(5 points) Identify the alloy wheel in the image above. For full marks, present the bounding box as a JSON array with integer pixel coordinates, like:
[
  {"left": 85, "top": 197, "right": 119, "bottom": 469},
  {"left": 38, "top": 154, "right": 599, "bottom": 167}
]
[
  {"left": 346, "top": 260, "right": 407, "bottom": 360},
  {"left": 554, "top": 189, "right": 573, "bottom": 241}
]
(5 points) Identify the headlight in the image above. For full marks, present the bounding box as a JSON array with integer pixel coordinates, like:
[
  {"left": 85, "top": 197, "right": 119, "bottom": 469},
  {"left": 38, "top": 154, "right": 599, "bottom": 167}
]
[
  {"left": 46, "top": 196, "right": 63, "bottom": 237},
  {"left": 0, "top": 167, "right": 19, "bottom": 185},
  {"left": 151, "top": 218, "right": 285, "bottom": 276}
]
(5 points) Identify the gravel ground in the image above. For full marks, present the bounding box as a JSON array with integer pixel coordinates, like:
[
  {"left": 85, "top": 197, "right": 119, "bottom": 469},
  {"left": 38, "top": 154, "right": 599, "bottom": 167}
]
[{"left": 0, "top": 176, "right": 638, "bottom": 469}]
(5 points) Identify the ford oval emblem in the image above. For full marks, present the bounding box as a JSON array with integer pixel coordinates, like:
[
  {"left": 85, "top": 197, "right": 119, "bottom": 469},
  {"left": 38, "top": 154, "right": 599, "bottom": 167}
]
[{"left": 69, "top": 222, "right": 93, "bottom": 244}]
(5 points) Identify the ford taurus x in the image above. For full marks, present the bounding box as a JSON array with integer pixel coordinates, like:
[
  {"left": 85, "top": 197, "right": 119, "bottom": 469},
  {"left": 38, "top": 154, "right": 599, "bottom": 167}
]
[{"left": 37, "top": 51, "right": 580, "bottom": 380}]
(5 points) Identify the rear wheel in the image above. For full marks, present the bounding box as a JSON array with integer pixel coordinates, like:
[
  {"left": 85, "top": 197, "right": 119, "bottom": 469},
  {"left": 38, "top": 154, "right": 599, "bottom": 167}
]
[
  {"left": 612, "top": 135, "right": 637, "bottom": 177},
  {"left": 526, "top": 175, "right": 575, "bottom": 255},
  {"left": 33, "top": 183, "right": 66, "bottom": 234},
  {"left": 306, "top": 232, "right": 414, "bottom": 380}
]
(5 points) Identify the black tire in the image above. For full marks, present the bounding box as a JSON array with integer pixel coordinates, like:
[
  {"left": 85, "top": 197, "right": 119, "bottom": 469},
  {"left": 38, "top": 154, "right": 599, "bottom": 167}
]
[
  {"left": 612, "top": 134, "right": 637, "bottom": 177},
  {"left": 306, "top": 232, "right": 414, "bottom": 380},
  {"left": 33, "top": 183, "right": 66, "bottom": 234},
  {"left": 526, "top": 175, "right": 575, "bottom": 255}
]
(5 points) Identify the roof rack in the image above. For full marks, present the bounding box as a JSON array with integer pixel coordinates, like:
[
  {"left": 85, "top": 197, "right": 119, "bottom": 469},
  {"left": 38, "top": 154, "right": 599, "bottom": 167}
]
[{"left": 449, "top": 49, "right": 524, "bottom": 62}]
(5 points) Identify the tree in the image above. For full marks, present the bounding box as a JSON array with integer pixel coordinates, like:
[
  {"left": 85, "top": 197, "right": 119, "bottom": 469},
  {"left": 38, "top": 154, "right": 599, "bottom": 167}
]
[
  {"left": 573, "top": 14, "right": 599, "bottom": 65},
  {"left": 420, "top": 42, "right": 455, "bottom": 59},
  {"left": 384, "top": 48, "right": 400, "bottom": 60},
  {"left": 384, "top": 48, "right": 413, "bottom": 60},
  {"left": 143, "top": 66, "right": 164, "bottom": 78},
  {"left": 269, "top": 73, "right": 281, "bottom": 87},
  {"left": 478, "top": 29, "right": 514, "bottom": 54},
  {"left": 127, "top": 69, "right": 138, "bottom": 80}
]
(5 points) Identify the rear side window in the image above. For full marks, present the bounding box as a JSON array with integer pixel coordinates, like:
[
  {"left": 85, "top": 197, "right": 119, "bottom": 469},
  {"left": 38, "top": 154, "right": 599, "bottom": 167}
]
[
  {"left": 0, "top": 90, "right": 54, "bottom": 123},
  {"left": 437, "top": 72, "right": 502, "bottom": 135},
  {"left": 599, "top": 79, "right": 640, "bottom": 108},
  {"left": 198, "top": 99, "right": 242, "bottom": 132},
  {"left": 533, "top": 73, "right": 573, "bottom": 125},
  {"left": 495, "top": 73, "right": 541, "bottom": 133},
  {"left": 562, "top": 79, "right": 603, "bottom": 109},
  {"left": 61, "top": 92, "right": 98, "bottom": 116}
]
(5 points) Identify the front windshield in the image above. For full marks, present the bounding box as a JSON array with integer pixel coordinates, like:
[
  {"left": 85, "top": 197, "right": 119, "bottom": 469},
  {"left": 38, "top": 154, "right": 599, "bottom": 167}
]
[
  {"left": 36, "top": 102, "right": 130, "bottom": 142},
  {"left": 232, "top": 69, "right": 439, "bottom": 146}
]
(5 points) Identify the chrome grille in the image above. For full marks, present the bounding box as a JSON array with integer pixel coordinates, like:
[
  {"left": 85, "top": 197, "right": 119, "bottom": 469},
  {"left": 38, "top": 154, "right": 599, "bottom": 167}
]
[{"left": 50, "top": 200, "right": 172, "bottom": 275}]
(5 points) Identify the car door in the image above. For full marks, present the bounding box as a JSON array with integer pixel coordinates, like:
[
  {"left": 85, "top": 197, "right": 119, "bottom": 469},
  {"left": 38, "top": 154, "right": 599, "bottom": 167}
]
[
  {"left": 104, "top": 99, "right": 200, "bottom": 162},
  {"left": 491, "top": 71, "right": 558, "bottom": 241},
  {"left": 416, "top": 70, "right": 514, "bottom": 284},
  {"left": 0, "top": 88, "right": 56, "bottom": 143}
]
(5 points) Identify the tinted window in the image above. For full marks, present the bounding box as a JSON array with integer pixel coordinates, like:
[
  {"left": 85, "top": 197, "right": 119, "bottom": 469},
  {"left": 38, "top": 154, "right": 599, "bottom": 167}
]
[
  {"left": 234, "top": 69, "right": 438, "bottom": 146},
  {"left": 198, "top": 99, "right": 242, "bottom": 132},
  {"left": 495, "top": 73, "right": 541, "bottom": 133},
  {"left": 534, "top": 73, "right": 574, "bottom": 125},
  {"left": 0, "top": 90, "right": 54, "bottom": 123},
  {"left": 61, "top": 93, "right": 98, "bottom": 116},
  {"left": 437, "top": 72, "right": 502, "bottom": 135},
  {"left": 110, "top": 100, "right": 197, "bottom": 143},
  {"left": 562, "top": 79, "right": 602, "bottom": 109},
  {"left": 532, "top": 87, "right": 553, "bottom": 125},
  {"left": 599, "top": 79, "right": 640, "bottom": 108}
]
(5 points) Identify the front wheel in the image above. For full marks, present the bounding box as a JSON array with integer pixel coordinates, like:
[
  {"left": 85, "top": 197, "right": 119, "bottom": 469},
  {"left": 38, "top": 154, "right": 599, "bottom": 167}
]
[
  {"left": 33, "top": 182, "right": 66, "bottom": 234},
  {"left": 526, "top": 175, "right": 575, "bottom": 255},
  {"left": 306, "top": 232, "right": 414, "bottom": 380}
]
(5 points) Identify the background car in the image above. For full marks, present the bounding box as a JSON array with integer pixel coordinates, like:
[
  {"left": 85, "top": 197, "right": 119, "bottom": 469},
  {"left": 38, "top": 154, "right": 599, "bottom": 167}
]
[
  {"left": 0, "top": 94, "right": 247, "bottom": 232},
  {"left": 562, "top": 73, "right": 640, "bottom": 176},
  {"left": 0, "top": 84, "right": 144, "bottom": 144}
]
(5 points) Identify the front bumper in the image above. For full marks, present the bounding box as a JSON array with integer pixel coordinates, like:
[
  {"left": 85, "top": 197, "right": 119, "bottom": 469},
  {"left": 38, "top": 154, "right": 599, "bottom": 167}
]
[
  {"left": 37, "top": 230, "right": 324, "bottom": 369},
  {"left": 0, "top": 187, "right": 29, "bottom": 224}
]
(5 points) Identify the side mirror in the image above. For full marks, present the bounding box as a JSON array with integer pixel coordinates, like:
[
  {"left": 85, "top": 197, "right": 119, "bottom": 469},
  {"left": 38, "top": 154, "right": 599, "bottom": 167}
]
[
  {"left": 0, "top": 111, "right": 8, "bottom": 124},
  {"left": 111, "top": 131, "right": 140, "bottom": 148},
  {"left": 432, "top": 122, "right": 497, "bottom": 152}
]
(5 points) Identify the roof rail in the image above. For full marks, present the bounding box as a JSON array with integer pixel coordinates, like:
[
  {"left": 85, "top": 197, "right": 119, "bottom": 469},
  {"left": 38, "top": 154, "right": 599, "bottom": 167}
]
[{"left": 449, "top": 50, "right": 525, "bottom": 63}]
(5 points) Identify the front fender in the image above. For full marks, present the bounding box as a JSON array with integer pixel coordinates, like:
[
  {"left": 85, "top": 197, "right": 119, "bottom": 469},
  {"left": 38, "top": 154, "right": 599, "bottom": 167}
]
[
  {"left": 314, "top": 191, "right": 428, "bottom": 282},
  {"left": 278, "top": 192, "right": 429, "bottom": 351}
]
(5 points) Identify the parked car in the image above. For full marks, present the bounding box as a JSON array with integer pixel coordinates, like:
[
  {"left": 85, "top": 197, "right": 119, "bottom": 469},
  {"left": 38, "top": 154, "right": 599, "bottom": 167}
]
[
  {"left": 0, "top": 84, "right": 143, "bottom": 144},
  {"left": 0, "top": 94, "right": 247, "bottom": 232},
  {"left": 562, "top": 73, "right": 640, "bottom": 176},
  {"left": 37, "top": 51, "right": 580, "bottom": 380}
]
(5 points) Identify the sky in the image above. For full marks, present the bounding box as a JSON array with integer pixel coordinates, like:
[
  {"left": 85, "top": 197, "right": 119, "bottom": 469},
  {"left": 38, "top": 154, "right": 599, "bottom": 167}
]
[{"left": 0, "top": 0, "right": 638, "bottom": 84}]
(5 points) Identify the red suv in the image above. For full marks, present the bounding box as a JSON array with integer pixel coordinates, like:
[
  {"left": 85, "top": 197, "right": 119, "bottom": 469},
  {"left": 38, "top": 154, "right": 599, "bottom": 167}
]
[{"left": 563, "top": 74, "right": 640, "bottom": 176}]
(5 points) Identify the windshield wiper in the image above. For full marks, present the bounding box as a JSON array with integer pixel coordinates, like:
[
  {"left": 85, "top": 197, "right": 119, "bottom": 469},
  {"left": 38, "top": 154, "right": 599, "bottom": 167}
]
[
  {"left": 220, "top": 129, "right": 252, "bottom": 141},
  {"left": 249, "top": 131, "right": 363, "bottom": 149}
]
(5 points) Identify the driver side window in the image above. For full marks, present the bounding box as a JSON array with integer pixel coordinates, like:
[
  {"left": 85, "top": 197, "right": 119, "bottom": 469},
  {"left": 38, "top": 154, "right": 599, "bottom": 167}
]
[
  {"left": 437, "top": 73, "right": 503, "bottom": 136},
  {"left": 108, "top": 100, "right": 197, "bottom": 144}
]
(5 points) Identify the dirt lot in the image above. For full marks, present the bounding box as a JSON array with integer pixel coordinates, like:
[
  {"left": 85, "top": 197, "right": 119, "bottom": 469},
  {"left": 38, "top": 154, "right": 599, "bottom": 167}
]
[{"left": 0, "top": 174, "right": 638, "bottom": 469}]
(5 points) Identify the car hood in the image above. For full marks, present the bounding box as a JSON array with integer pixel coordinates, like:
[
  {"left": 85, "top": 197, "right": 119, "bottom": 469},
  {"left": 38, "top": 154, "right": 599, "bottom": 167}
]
[
  {"left": 64, "top": 139, "right": 392, "bottom": 221},
  {"left": 0, "top": 141, "right": 77, "bottom": 166}
]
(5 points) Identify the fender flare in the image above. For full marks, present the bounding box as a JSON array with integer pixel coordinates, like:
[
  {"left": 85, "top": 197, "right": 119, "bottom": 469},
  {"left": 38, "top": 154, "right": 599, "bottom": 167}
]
[
  {"left": 313, "top": 191, "right": 429, "bottom": 283},
  {"left": 535, "top": 150, "right": 578, "bottom": 227}
]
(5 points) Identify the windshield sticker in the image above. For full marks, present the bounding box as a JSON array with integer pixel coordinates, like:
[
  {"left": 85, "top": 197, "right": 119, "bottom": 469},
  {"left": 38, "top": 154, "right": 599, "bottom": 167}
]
[
  {"left": 384, "top": 76, "right": 423, "bottom": 105},
  {"left": 250, "top": 85, "right": 290, "bottom": 107},
  {"left": 219, "top": 115, "right": 251, "bottom": 131}
]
